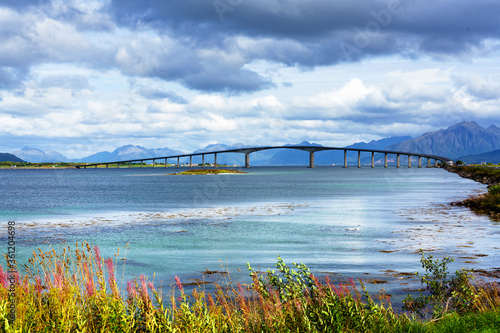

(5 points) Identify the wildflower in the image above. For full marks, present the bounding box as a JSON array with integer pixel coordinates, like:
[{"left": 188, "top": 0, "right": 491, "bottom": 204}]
[
  {"left": 126, "top": 280, "right": 137, "bottom": 298},
  {"left": 35, "top": 276, "right": 43, "bottom": 295},
  {"left": 174, "top": 275, "right": 183, "bottom": 293},
  {"left": 94, "top": 246, "right": 102, "bottom": 271},
  {"left": 0, "top": 266, "right": 7, "bottom": 288},
  {"left": 104, "top": 258, "right": 115, "bottom": 283},
  {"left": 83, "top": 262, "right": 94, "bottom": 297}
]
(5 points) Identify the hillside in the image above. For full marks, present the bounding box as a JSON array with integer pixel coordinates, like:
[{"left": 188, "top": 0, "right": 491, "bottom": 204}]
[
  {"left": 0, "top": 153, "right": 25, "bottom": 163},
  {"left": 458, "top": 149, "right": 500, "bottom": 164},
  {"left": 388, "top": 121, "right": 500, "bottom": 159}
]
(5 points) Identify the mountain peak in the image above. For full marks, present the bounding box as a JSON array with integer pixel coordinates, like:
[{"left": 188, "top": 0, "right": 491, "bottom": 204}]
[
  {"left": 448, "top": 121, "right": 481, "bottom": 130},
  {"left": 388, "top": 121, "right": 500, "bottom": 159}
]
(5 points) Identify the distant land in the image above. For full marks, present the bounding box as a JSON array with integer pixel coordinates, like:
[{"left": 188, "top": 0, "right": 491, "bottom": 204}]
[
  {"left": 458, "top": 150, "right": 500, "bottom": 164},
  {"left": 388, "top": 121, "right": 500, "bottom": 160},
  {"left": 4, "top": 121, "right": 500, "bottom": 165},
  {"left": 0, "top": 153, "right": 25, "bottom": 163}
]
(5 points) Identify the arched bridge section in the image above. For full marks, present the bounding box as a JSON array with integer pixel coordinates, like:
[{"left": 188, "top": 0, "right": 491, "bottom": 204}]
[{"left": 75, "top": 146, "right": 453, "bottom": 169}]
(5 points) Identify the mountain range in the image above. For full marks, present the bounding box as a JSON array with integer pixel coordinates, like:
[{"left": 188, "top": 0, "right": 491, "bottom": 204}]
[
  {"left": 4, "top": 121, "right": 500, "bottom": 165},
  {"left": 387, "top": 121, "right": 500, "bottom": 160}
]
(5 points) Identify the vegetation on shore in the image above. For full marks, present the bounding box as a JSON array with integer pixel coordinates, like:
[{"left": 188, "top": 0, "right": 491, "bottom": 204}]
[
  {"left": 1, "top": 244, "right": 500, "bottom": 332},
  {"left": 446, "top": 166, "right": 500, "bottom": 221},
  {"left": 0, "top": 162, "right": 78, "bottom": 169},
  {"left": 168, "top": 169, "right": 246, "bottom": 175}
]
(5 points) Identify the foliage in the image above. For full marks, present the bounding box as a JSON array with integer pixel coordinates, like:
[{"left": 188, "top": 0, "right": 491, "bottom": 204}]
[
  {"left": 0, "top": 246, "right": 499, "bottom": 332},
  {"left": 403, "top": 250, "right": 475, "bottom": 319}
]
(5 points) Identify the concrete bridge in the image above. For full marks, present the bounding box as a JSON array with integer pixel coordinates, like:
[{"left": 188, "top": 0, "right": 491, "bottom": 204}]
[{"left": 75, "top": 145, "right": 453, "bottom": 169}]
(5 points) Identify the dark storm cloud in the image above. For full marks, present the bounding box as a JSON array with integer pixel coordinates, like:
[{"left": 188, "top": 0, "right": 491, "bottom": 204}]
[
  {"left": 2, "top": 0, "right": 500, "bottom": 94},
  {"left": 108, "top": 0, "right": 500, "bottom": 64}
]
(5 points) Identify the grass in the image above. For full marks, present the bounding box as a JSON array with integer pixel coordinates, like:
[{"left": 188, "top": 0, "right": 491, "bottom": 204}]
[
  {"left": 1, "top": 244, "right": 499, "bottom": 332},
  {"left": 168, "top": 169, "right": 246, "bottom": 175}
]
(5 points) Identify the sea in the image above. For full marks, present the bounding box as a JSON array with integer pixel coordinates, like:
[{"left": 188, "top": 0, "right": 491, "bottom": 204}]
[{"left": 1, "top": 166, "right": 499, "bottom": 304}]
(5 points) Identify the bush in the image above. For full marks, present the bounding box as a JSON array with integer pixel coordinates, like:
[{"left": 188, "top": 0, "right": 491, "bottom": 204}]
[{"left": 403, "top": 250, "right": 474, "bottom": 319}]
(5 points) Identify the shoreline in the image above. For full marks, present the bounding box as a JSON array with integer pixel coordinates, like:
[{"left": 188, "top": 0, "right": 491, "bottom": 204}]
[{"left": 445, "top": 166, "right": 500, "bottom": 221}]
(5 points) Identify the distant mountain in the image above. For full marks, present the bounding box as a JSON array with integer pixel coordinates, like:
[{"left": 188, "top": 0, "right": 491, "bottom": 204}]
[
  {"left": 79, "top": 145, "right": 184, "bottom": 163},
  {"left": 387, "top": 121, "right": 500, "bottom": 159},
  {"left": 458, "top": 149, "right": 500, "bottom": 164},
  {"left": 349, "top": 136, "right": 412, "bottom": 151},
  {"left": 0, "top": 153, "right": 25, "bottom": 163},
  {"left": 258, "top": 141, "right": 322, "bottom": 165},
  {"left": 12, "top": 147, "right": 70, "bottom": 163},
  {"left": 253, "top": 137, "right": 412, "bottom": 166},
  {"left": 189, "top": 143, "right": 251, "bottom": 165}
]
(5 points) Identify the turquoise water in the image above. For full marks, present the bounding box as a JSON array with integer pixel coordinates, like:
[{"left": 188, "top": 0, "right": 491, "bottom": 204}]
[{"left": 1, "top": 166, "right": 499, "bottom": 300}]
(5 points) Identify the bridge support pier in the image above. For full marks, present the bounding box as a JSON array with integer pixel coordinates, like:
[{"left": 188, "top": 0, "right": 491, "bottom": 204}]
[
  {"left": 418, "top": 157, "right": 422, "bottom": 168},
  {"left": 408, "top": 155, "right": 412, "bottom": 168},
  {"left": 202, "top": 154, "right": 205, "bottom": 168},
  {"left": 343, "top": 150, "right": 348, "bottom": 168},
  {"left": 129, "top": 162, "right": 131, "bottom": 169},
  {"left": 308, "top": 151, "right": 315, "bottom": 168},
  {"left": 245, "top": 153, "right": 250, "bottom": 168},
  {"left": 358, "top": 151, "right": 361, "bottom": 168},
  {"left": 397, "top": 154, "right": 400, "bottom": 168},
  {"left": 165, "top": 158, "right": 167, "bottom": 168},
  {"left": 384, "top": 153, "right": 388, "bottom": 168},
  {"left": 177, "top": 157, "right": 180, "bottom": 168},
  {"left": 95, "top": 165, "right": 97, "bottom": 169},
  {"left": 141, "top": 160, "right": 143, "bottom": 168},
  {"left": 427, "top": 158, "right": 431, "bottom": 168},
  {"left": 190, "top": 156, "right": 192, "bottom": 168},
  {"left": 117, "top": 163, "right": 120, "bottom": 169},
  {"left": 153, "top": 160, "right": 155, "bottom": 168},
  {"left": 106, "top": 164, "right": 108, "bottom": 169},
  {"left": 371, "top": 152, "right": 375, "bottom": 168},
  {"left": 214, "top": 153, "right": 217, "bottom": 168},
  {"left": 435, "top": 160, "right": 438, "bottom": 167}
]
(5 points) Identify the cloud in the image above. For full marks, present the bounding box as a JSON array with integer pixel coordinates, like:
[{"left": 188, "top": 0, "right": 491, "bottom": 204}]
[
  {"left": 452, "top": 75, "right": 500, "bottom": 101},
  {"left": 138, "top": 88, "right": 187, "bottom": 104},
  {"left": 38, "top": 75, "right": 92, "bottom": 91}
]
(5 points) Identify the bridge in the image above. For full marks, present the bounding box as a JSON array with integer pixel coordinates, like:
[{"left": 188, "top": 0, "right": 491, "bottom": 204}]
[{"left": 75, "top": 146, "right": 453, "bottom": 169}]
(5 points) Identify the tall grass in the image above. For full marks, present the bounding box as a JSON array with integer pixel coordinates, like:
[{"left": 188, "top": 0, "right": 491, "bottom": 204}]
[{"left": 0, "top": 243, "right": 499, "bottom": 332}]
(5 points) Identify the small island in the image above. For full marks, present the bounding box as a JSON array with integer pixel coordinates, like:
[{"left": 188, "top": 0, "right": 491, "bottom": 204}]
[{"left": 167, "top": 169, "right": 247, "bottom": 175}]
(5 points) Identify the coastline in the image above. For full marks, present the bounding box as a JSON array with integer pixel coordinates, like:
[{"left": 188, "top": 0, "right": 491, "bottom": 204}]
[{"left": 445, "top": 165, "right": 500, "bottom": 221}]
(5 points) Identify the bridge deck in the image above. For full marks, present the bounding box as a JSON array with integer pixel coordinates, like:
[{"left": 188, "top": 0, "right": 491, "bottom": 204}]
[{"left": 75, "top": 145, "right": 453, "bottom": 169}]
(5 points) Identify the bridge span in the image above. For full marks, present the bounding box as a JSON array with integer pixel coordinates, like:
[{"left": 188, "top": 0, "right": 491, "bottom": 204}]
[{"left": 75, "top": 146, "right": 453, "bottom": 169}]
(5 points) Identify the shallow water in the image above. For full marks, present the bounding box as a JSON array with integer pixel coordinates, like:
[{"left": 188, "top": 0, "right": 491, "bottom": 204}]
[{"left": 1, "top": 166, "right": 499, "bottom": 302}]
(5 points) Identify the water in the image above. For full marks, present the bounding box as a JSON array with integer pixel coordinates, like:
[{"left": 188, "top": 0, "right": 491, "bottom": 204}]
[{"left": 1, "top": 166, "right": 499, "bottom": 302}]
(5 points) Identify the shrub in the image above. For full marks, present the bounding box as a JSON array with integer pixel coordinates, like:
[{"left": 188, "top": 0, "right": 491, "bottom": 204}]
[{"left": 403, "top": 250, "right": 475, "bottom": 319}]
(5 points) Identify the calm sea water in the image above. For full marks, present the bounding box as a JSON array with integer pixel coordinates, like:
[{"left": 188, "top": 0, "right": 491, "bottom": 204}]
[{"left": 1, "top": 166, "right": 499, "bottom": 300}]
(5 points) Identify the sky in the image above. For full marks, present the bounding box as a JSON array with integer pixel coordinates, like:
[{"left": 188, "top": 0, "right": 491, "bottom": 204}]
[{"left": 1, "top": 0, "right": 500, "bottom": 158}]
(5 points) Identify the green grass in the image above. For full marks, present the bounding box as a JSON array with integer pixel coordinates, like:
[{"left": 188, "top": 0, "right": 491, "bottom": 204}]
[
  {"left": 168, "top": 169, "right": 246, "bottom": 175},
  {"left": 1, "top": 244, "right": 499, "bottom": 332}
]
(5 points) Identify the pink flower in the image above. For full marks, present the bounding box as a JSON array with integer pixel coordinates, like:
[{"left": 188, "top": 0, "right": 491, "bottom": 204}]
[
  {"left": 140, "top": 275, "right": 149, "bottom": 298},
  {"left": 35, "top": 276, "right": 43, "bottom": 295},
  {"left": 93, "top": 246, "right": 102, "bottom": 271},
  {"left": 0, "top": 266, "right": 7, "bottom": 288},
  {"left": 174, "top": 275, "right": 183, "bottom": 293},
  {"left": 104, "top": 258, "right": 115, "bottom": 284},
  {"left": 127, "top": 280, "right": 137, "bottom": 298}
]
